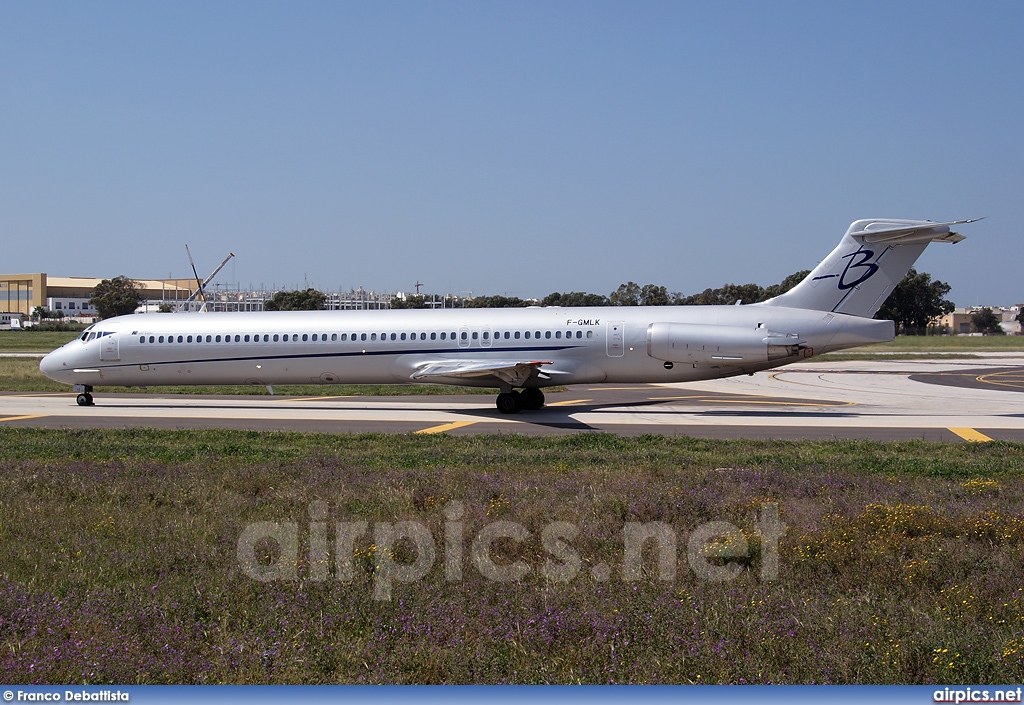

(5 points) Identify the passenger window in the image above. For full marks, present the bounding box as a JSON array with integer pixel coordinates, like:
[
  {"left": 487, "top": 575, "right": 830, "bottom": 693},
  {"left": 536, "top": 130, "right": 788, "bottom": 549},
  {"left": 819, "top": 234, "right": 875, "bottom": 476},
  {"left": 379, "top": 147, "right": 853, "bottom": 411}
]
[
  {"left": 149, "top": 336, "right": 155, "bottom": 343},
  {"left": 461, "top": 332, "right": 468, "bottom": 340},
  {"left": 139, "top": 336, "right": 145, "bottom": 343},
  {"left": 545, "top": 331, "right": 551, "bottom": 339},
  {"left": 371, "top": 333, "right": 377, "bottom": 341},
  {"left": 282, "top": 334, "right": 288, "bottom": 342},
  {"left": 233, "top": 335, "right": 239, "bottom": 342},
  {"left": 504, "top": 332, "right": 511, "bottom": 339},
  {"left": 391, "top": 333, "right": 397, "bottom": 341},
  {"left": 175, "top": 335, "right": 182, "bottom": 343},
  {"left": 430, "top": 332, "right": 436, "bottom": 340},
  {"left": 158, "top": 336, "right": 165, "bottom": 343},
  {"left": 187, "top": 335, "right": 193, "bottom": 343},
  {"left": 440, "top": 332, "right": 446, "bottom": 340},
  {"left": 514, "top": 331, "right": 520, "bottom": 339},
  {"left": 400, "top": 333, "right": 406, "bottom": 341},
  {"left": 535, "top": 331, "right": 541, "bottom": 338},
  {"left": 576, "top": 331, "right": 583, "bottom": 338},
  {"left": 472, "top": 332, "right": 478, "bottom": 340},
  {"left": 361, "top": 333, "right": 367, "bottom": 341},
  {"left": 587, "top": 330, "right": 593, "bottom": 338},
  {"left": 332, "top": 333, "right": 338, "bottom": 341},
  {"left": 483, "top": 332, "right": 489, "bottom": 340},
  {"left": 302, "top": 334, "right": 309, "bottom": 342},
  {"left": 273, "top": 334, "right": 279, "bottom": 342},
  {"left": 206, "top": 335, "right": 212, "bottom": 343}
]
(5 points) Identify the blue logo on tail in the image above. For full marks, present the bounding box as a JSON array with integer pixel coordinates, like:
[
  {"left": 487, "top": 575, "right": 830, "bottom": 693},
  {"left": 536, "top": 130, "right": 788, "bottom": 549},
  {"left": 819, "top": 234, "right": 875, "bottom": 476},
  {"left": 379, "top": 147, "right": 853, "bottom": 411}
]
[{"left": 812, "top": 247, "right": 879, "bottom": 290}]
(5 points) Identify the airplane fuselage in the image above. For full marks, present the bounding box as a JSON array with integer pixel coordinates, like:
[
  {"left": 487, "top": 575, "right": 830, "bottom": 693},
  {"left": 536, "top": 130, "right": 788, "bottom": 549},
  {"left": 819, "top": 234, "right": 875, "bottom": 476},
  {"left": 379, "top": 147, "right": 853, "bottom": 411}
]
[{"left": 40, "top": 304, "right": 892, "bottom": 390}]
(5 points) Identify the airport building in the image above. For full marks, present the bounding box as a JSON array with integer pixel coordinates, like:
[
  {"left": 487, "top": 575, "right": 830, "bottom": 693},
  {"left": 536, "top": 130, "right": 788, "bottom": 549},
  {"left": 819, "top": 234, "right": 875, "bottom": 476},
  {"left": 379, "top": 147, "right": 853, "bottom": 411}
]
[
  {"left": 937, "top": 306, "right": 1022, "bottom": 335},
  {"left": 0, "top": 272, "right": 429, "bottom": 318},
  {"left": 0, "top": 273, "right": 195, "bottom": 318}
]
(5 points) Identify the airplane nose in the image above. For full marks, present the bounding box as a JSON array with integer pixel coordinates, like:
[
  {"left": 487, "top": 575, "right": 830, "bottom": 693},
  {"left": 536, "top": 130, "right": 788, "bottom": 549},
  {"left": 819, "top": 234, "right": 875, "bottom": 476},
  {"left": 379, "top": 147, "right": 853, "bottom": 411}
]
[{"left": 39, "top": 350, "right": 66, "bottom": 382}]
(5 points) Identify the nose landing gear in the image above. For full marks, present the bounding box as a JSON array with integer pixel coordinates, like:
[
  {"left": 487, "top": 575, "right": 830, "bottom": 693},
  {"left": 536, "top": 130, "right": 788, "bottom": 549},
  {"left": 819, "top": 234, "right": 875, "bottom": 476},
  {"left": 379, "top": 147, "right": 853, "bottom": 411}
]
[{"left": 74, "top": 385, "right": 95, "bottom": 406}]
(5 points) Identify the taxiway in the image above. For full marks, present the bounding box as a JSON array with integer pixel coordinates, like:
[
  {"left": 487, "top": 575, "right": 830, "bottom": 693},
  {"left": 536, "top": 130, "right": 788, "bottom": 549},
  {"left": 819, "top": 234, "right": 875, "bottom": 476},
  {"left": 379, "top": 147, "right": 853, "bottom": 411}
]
[{"left": 2, "top": 356, "right": 1023, "bottom": 441}]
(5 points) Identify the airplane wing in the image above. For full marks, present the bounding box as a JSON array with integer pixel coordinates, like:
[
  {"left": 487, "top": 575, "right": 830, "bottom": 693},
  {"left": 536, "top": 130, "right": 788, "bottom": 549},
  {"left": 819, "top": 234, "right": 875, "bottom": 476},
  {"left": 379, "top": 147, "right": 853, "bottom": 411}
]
[{"left": 411, "top": 359, "right": 564, "bottom": 386}]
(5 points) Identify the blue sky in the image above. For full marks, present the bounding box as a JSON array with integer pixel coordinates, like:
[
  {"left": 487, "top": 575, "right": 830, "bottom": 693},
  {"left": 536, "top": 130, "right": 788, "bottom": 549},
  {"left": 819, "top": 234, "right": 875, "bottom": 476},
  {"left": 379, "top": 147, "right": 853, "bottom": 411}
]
[{"left": 2, "top": 1, "right": 1021, "bottom": 305}]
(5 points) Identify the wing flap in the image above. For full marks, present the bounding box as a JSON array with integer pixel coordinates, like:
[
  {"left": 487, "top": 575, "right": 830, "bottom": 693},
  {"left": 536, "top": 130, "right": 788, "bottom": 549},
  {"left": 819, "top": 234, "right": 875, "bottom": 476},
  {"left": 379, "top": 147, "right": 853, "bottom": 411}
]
[{"left": 411, "top": 359, "right": 559, "bottom": 386}]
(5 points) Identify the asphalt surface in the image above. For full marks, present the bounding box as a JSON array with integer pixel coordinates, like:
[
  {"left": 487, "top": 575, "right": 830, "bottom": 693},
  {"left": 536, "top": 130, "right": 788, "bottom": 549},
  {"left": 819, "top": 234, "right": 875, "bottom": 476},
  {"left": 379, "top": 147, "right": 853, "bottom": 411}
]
[{"left": 3, "top": 356, "right": 1024, "bottom": 441}]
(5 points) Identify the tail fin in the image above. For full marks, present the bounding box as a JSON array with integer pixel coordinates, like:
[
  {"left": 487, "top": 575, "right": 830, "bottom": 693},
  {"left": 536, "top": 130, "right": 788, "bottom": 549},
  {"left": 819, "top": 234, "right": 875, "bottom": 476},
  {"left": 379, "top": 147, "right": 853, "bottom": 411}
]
[{"left": 759, "top": 218, "right": 977, "bottom": 317}]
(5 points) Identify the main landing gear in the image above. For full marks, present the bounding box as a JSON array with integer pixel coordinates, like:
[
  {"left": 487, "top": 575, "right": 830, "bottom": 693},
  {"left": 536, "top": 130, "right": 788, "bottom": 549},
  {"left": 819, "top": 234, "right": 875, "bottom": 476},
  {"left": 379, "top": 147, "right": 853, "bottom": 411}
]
[
  {"left": 495, "top": 388, "right": 545, "bottom": 414},
  {"left": 75, "top": 385, "right": 95, "bottom": 406}
]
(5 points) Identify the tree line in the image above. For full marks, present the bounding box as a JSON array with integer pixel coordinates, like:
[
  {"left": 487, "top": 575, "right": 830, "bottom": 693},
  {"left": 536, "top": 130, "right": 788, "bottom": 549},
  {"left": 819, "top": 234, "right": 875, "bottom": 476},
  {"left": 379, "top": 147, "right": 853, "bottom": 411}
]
[
  {"left": 81, "top": 269, "right": 992, "bottom": 336},
  {"left": 401, "top": 268, "right": 960, "bottom": 335}
]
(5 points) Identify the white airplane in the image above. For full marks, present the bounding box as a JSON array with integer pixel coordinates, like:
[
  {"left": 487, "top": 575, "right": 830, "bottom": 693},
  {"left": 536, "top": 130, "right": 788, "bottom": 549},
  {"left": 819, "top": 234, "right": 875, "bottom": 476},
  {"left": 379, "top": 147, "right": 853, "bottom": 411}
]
[{"left": 40, "top": 218, "right": 975, "bottom": 413}]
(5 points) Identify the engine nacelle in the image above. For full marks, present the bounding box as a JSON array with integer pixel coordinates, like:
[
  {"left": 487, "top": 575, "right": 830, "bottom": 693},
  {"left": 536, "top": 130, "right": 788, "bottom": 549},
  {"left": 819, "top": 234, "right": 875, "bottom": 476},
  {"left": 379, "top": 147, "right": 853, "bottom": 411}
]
[{"left": 646, "top": 322, "right": 803, "bottom": 365}]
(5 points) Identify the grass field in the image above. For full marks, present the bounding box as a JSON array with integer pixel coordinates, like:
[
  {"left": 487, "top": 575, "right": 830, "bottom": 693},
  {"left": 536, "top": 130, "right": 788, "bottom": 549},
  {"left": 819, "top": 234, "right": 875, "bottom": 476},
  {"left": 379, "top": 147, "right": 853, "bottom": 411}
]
[
  {"left": 857, "top": 336, "right": 1024, "bottom": 352},
  {"left": 0, "top": 356, "right": 497, "bottom": 396},
  {"left": 0, "top": 330, "right": 81, "bottom": 353},
  {"left": 0, "top": 429, "right": 1022, "bottom": 684}
]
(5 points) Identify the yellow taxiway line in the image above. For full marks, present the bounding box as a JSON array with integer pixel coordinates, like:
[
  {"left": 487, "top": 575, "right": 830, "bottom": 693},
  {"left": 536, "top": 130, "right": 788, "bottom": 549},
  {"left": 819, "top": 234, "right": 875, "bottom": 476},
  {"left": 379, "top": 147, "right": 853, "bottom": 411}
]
[
  {"left": 547, "top": 399, "right": 590, "bottom": 407},
  {"left": 415, "top": 420, "right": 479, "bottom": 434},
  {"left": 0, "top": 415, "right": 47, "bottom": 423},
  {"left": 948, "top": 427, "right": 994, "bottom": 442}
]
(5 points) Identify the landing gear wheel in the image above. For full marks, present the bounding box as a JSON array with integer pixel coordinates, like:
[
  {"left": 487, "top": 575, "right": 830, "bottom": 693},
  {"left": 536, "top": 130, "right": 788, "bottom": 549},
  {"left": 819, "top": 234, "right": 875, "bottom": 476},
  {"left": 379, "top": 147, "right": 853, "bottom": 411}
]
[
  {"left": 519, "top": 388, "right": 545, "bottom": 411},
  {"left": 496, "top": 392, "right": 522, "bottom": 414},
  {"left": 76, "top": 393, "right": 94, "bottom": 407}
]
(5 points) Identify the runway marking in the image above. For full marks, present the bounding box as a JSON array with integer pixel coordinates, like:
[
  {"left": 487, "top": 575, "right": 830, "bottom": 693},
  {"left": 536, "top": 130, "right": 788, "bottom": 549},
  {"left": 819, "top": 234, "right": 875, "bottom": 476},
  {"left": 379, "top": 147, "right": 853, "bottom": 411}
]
[
  {"left": 275, "top": 395, "right": 355, "bottom": 402},
  {"left": 588, "top": 387, "right": 655, "bottom": 391},
  {"left": 0, "top": 414, "right": 47, "bottom": 423},
  {"left": 652, "top": 395, "right": 853, "bottom": 408},
  {"left": 769, "top": 370, "right": 944, "bottom": 400},
  {"left": 548, "top": 399, "right": 590, "bottom": 407},
  {"left": 415, "top": 420, "right": 479, "bottom": 434},
  {"left": 976, "top": 370, "right": 1024, "bottom": 391},
  {"left": 12, "top": 392, "right": 71, "bottom": 397},
  {"left": 949, "top": 427, "right": 994, "bottom": 442}
]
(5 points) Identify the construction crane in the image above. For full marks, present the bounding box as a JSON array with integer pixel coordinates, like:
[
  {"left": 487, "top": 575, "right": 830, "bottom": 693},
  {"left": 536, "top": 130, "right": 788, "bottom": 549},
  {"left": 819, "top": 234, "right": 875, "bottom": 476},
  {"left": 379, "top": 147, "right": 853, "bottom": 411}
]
[{"left": 180, "top": 247, "right": 235, "bottom": 312}]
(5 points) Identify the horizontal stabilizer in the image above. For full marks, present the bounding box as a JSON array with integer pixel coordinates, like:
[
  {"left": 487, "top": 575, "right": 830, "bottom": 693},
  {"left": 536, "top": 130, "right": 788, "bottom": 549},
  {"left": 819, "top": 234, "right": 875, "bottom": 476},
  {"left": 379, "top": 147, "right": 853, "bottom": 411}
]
[{"left": 852, "top": 218, "right": 980, "bottom": 245}]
